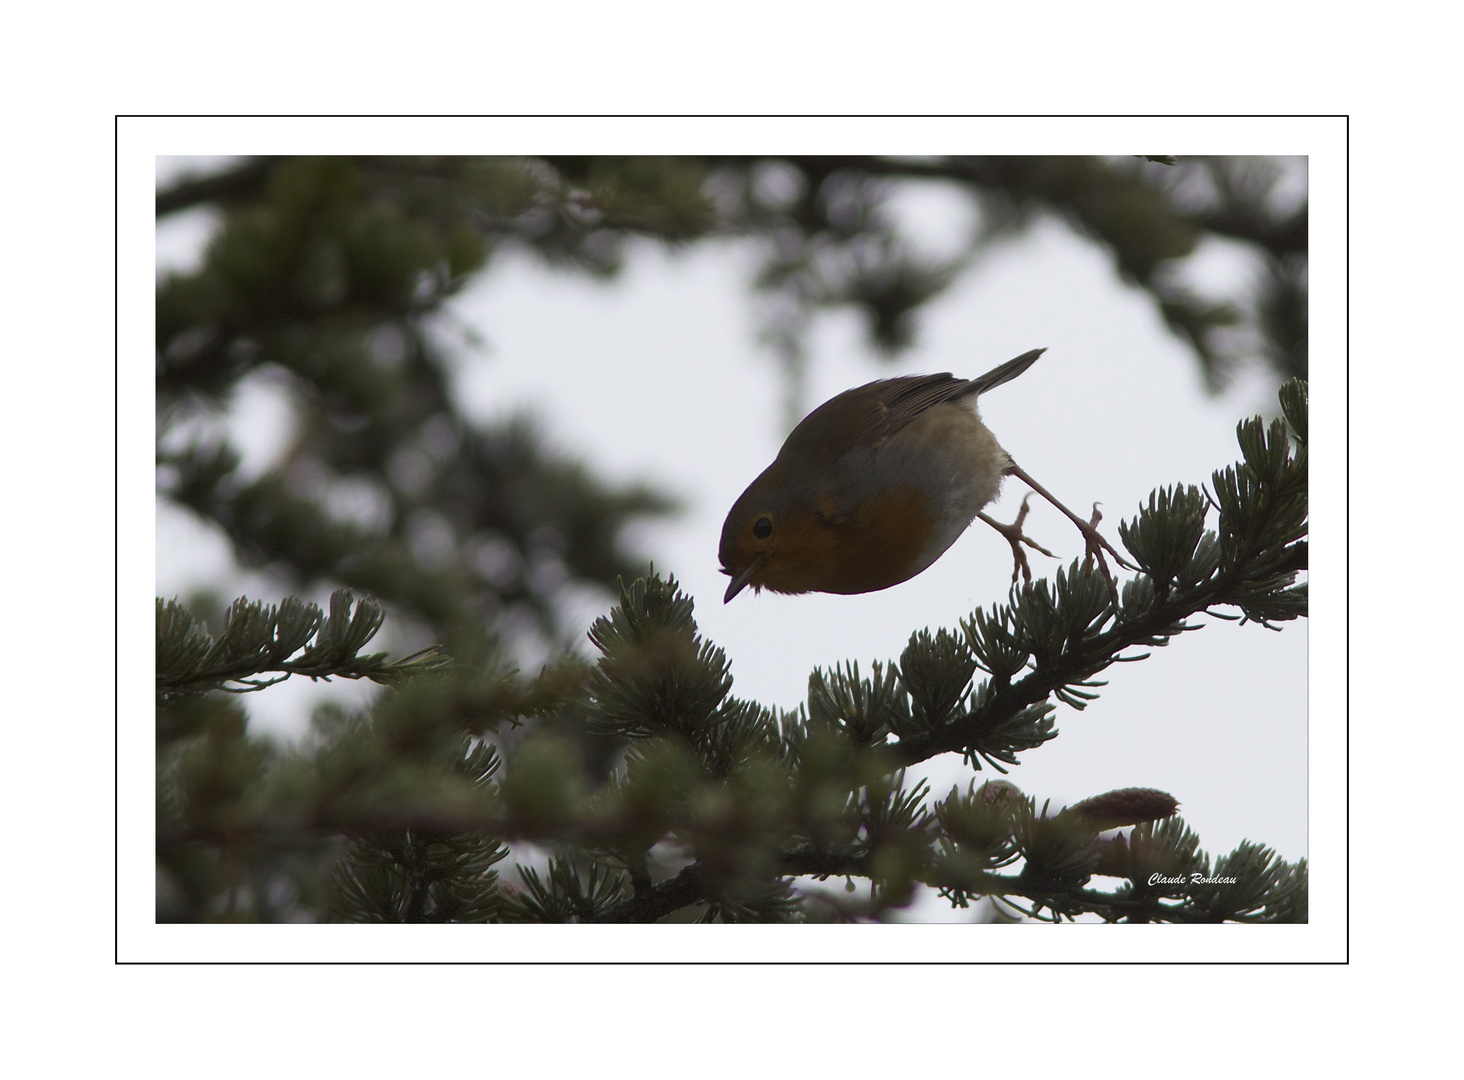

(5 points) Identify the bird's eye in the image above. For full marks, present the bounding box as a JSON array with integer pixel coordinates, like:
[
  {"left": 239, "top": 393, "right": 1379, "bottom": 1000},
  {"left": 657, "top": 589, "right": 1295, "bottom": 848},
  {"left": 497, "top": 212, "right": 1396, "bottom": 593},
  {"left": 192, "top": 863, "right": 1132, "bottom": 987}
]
[{"left": 752, "top": 516, "right": 773, "bottom": 540}]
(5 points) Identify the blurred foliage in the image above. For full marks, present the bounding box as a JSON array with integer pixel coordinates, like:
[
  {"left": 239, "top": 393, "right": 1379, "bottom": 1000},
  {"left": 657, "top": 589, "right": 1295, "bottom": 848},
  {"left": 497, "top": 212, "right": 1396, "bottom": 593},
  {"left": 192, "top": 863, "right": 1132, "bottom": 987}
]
[
  {"left": 156, "top": 381, "right": 1307, "bottom": 923},
  {"left": 157, "top": 156, "right": 702, "bottom": 652},
  {"left": 699, "top": 155, "right": 1306, "bottom": 408}
]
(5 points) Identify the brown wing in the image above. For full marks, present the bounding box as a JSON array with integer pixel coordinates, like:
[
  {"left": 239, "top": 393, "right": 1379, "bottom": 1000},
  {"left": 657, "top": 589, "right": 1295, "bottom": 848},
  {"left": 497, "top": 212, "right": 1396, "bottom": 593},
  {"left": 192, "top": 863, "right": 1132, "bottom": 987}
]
[
  {"left": 776, "top": 348, "right": 1045, "bottom": 466},
  {"left": 873, "top": 347, "right": 1045, "bottom": 444}
]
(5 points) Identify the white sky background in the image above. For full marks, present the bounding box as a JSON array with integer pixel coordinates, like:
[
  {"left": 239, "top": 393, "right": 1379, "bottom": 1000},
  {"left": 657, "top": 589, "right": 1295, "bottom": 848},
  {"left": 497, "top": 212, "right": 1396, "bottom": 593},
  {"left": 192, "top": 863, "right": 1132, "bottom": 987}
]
[{"left": 141, "top": 120, "right": 1340, "bottom": 949}]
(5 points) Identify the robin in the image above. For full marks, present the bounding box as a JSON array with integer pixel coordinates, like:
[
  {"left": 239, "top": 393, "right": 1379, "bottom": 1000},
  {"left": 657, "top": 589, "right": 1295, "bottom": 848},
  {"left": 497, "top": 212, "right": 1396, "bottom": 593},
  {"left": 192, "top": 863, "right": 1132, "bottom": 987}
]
[{"left": 719, "top": 348, "right": 1133, "bottom": 603}]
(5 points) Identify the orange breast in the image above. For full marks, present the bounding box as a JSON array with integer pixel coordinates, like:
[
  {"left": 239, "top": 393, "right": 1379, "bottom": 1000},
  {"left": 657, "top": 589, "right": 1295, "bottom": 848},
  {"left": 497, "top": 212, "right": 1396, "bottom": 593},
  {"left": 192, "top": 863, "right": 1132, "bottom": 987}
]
[{"left": 756, "top": 485, "right": 935, "bottom": 596}]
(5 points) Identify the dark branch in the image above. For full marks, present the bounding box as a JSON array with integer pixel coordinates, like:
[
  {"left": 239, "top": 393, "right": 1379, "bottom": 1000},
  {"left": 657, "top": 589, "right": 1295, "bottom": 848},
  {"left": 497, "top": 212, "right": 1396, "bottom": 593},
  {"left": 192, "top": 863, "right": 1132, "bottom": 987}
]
[
  {"left": 579, "top": 863, "right": 707, "bottom": 923},
  {"left": 156, "top": 156, "right": 286, "bottom": 216}
]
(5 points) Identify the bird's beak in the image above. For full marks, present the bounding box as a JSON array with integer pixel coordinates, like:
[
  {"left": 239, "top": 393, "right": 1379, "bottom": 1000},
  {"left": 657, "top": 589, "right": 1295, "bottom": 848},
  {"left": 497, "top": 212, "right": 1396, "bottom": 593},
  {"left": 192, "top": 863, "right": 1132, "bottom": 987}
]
[{"left": 722, "top": 557, "right": 764, "bottom": 603}]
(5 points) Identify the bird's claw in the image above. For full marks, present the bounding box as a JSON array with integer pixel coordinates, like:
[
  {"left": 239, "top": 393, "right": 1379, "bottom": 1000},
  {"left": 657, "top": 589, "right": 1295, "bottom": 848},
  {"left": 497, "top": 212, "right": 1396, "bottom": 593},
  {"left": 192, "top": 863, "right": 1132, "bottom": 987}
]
[
  {"left": 1075, "top": 503, "right": 1133, "bottom": 603},
  {"left": 978, "top": 495, "right": 1056, "bottom": 591}
]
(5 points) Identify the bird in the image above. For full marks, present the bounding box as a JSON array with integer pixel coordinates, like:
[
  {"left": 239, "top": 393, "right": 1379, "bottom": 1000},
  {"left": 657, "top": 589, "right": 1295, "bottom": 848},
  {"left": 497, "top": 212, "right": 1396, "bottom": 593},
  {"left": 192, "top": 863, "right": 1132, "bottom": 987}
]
[{"left": 718, "top": 348, "right": 1132, "bottom": 603}]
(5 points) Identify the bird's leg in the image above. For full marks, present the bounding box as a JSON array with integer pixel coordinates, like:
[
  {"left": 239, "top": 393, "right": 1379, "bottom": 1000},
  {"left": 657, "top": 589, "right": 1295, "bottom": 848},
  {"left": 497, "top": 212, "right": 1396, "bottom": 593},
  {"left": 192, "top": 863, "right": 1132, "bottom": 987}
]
[
  {"left": 977, "top": 494, "right": 1055, "bottom": 590},
  {"left": 1005, "top": 462, "right": 1138, "bottom": 599}
]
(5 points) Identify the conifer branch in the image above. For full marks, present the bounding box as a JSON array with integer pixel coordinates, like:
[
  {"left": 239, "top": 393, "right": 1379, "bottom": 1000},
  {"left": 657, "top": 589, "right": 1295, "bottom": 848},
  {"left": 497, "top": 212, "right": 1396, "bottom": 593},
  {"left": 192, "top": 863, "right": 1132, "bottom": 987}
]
[
  {"left": 155, "top": 589, "right": 448, "bottom": 704},
  {"left": 890, "top": 380, "right": 1307, "bottom": 768}
]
